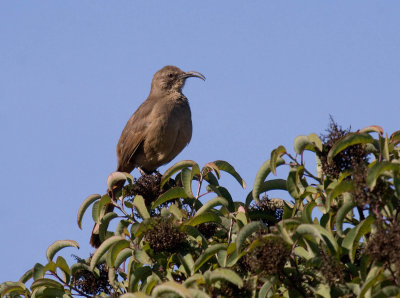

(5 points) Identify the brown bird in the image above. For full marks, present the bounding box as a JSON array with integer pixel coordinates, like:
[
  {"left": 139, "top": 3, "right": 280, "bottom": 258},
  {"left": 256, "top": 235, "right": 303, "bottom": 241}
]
[{"left": 90, "top": 65, "right": 205, "bottom": 247}]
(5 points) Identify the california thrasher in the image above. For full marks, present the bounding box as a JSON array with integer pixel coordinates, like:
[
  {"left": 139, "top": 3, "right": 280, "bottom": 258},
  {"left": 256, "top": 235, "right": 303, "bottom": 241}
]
[{"left": 90, "top": 65, "right": 205, "bottom": 247}]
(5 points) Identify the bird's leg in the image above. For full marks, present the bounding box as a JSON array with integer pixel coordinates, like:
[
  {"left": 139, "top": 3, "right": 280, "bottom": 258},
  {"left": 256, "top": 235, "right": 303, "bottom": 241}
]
[{"left": 138, "top": 167, "right": 147, "bottom": 176}]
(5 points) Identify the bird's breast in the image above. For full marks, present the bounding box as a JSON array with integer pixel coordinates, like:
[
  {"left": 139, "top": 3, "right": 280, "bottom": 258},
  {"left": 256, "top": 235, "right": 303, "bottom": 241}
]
[{"left": 142, "top": 97, "right": 192, "bottom": 168}]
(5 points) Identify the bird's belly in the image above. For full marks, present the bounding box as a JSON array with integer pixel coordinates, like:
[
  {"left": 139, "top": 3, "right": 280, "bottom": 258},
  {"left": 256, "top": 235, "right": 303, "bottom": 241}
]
[{"left": 141, "top": 114, "right": 192, "bottom": 170}]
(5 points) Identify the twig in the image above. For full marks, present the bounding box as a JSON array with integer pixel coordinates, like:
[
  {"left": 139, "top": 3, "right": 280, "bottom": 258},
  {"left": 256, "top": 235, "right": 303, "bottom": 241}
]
[
  {"left": 286, "top": 153, "right": 321, "bottom": 183},
  {"left": 227, "top": 218, "right": 234, "bottom": 244},
  {"left": 191, "top": 173, "right": 203, "bottom": 216},
  {"left": 49, "top": 272, "right": 92, "bottom": 298}
]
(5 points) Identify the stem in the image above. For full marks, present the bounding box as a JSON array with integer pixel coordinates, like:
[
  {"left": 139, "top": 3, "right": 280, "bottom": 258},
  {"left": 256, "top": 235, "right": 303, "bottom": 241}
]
[
  {"left": 286, "top": 153, "right": 321, "bottom": 183},
  {"left": 191, "top": 174, "right": 203, "bottom": 216},
  {"left": 195, "top": 174, "right": 203, "bottom": 200},
  {"left": 110, "top": 189, "right": 131, "bottom": 218},
  {"left": 388, "top": 264, "right": 399, "bottom": 285},
  {"left": 113, "top": 202, "right": 129, "bottom": 217},
  {"left": 283, "top": 255, "right": 308, "bottom": 297},
  {"left": 197, "top": 191, "right": 213, "bottom": 199},
  {"left": 49, "top": 272, "right": 92, "bottom": 298},
  {"left": 227, "top": 218, "right": 234, "bottom": 244}
]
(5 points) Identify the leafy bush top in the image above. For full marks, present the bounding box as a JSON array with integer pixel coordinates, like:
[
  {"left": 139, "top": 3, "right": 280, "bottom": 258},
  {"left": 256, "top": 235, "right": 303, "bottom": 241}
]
[{"left": 2, "top": 122, "right": 400, "bottom": 298}]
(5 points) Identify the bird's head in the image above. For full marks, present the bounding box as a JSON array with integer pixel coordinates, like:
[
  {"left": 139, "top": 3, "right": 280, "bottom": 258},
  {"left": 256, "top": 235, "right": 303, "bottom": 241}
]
[{"left": 150, "top": 65, "right": 205, "bottom": 94}]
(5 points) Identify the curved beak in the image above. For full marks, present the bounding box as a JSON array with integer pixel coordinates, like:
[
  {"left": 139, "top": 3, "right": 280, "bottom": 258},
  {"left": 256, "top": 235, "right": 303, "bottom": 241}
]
[{"left": 180, "top": 71, "right": 206, "bottom": 81}]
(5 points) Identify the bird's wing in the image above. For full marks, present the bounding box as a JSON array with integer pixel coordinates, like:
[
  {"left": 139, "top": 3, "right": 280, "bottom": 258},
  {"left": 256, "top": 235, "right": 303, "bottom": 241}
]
[{"left": 116, "top": 99, "right": 154, "bottom": 172}]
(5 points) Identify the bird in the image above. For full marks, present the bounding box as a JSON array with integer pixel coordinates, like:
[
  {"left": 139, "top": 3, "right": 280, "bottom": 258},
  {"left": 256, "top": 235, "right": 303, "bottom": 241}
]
[{"left": 90, "top": 65, "right": 205, "bottom": 247}]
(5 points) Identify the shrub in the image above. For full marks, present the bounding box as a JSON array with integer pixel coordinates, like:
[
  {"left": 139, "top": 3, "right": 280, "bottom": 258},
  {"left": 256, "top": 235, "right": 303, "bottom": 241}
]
[{"left": 2, "top": 121, "right": 400, "bottom": 297}]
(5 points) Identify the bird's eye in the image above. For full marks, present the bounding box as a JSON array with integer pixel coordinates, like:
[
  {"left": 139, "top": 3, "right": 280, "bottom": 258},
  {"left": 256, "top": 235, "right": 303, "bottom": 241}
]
[{"left": 167, "top": 73, "right": 173, "bottom": 78}]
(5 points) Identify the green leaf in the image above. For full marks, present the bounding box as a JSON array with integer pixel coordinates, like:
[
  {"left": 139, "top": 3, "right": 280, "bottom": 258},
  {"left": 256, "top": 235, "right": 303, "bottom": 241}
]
[
  {"left": 134, "top": 249, "right": 153, "bottom": 265},
  {"left": 128, "top": 264, "right": 152, "bottom": 292},
  {"left": 188, "top": 288, "right": 211, "bottom": 298},
  {"left": 209, "top": 268, "right": 243, "bottom": 288},
  {"left": 151, "top": 187, "right": 187, "bottom": 210},
  {"left": 204, "top": 171, "right": 219, "bottom": 186},
  {"left": 32, "top": 263, "right": 45, "bottom": 280},
  {"left": 70, "top": 262, "right": 91, "bottom": 276},
  {"left": 195, "top": 197, "right": 228, "bottom": 216},
  {"left": 236, "top": 210, "right": 248, "bottom": 226},
  {"left": 181, "top": 167, "right": 195, "bottom": 199},
  {"left": 216, "top": 249, "right": 227, "bottom": 267},
  {"left": 203, "top": 162, "right": 221, "bottom": 179},
  {"left": 107, "top": 171, "right": 127, "bottom": 191},
  {"left": 115, "top": 219, "right": 131, "bottom": 236},
  {"left": 193, "top": 243, "right": 227, "bottom": 273},
  {"left": 43, "top": 261, "right": 57, "bottom": 273},
  {"left": 183, "top": 274, "right": 204, "bottom": 287},
  {"left": 114, "top": 247, "right": 133, "bottom": 269},
  {"left": 108, "top": 267, "right": 117, "bottom": 288},
  {"left": 294, "top": 246, "right": 313, "bottom": 260},
  {"left": 293, "top": 134, "right": 322, "bottom": 154},
  {"left": 206, "top": 185, "right": 235, "bottom": 212},
  {"left": 246, "top": 179, "right": 287, "bottom": 206},
  {"left": 177, "top": 253, "right": 194, "bottom": 277},
  {"left": 390, "top": 129, "right": 400, "bottom": 145},
  {"left": 313, "top": 283, "right": 331, "bottom": 297},
  {"left": 213, "top": 160, "right": 246, "bottom": 188},
  {"left": 287, "top": 166, "right": 304, "bottom": 200},
  {"left": 342, "top": 216, "right": 375, "bottom": 263},
  {"left": 19, "top": 269, "right": 33, "bottom": 283},
  {"left": 109, "top": 239, "right": 130, "bottom": 267},
  {"left": 120, "top": 293, "right": 150, "bottom": 298},
  {"left": 0, "top": 281, "right": 27, "bottom": 297},
  {"left": 152, "top": 281, "right": 192, "bottom": 298},
  {"left": 55, "top": 256, "right": 70, "bottom": 283},
  {"left": 77, "top": 194, "right": 100, "bottom": 229},
  {"left": 360, "top": 125, "right": 383, "bottom": 135},
  {"left": 91, "top": 200, "right": 100, "bottom": 223},
  {"left": 326, "top": 180, "right": 354, "bottom": 212},
  {"left": 31, "top": 286, "right": 67, "bottom": 298},
  {"left": 296, "top": 224, "right": 339, "bottom": 256},
  {"left": 359, "top": 264, "right": 384, "bottom": 297},
  {"left": 99, "top": 212, "right": 119, "bottom": 243},
  {"left": 225, "top": 243, "right": 242, "bottom": 268},
  {"left": 146, "top": 273, "right": 162, "bottom": 294},
  {"left": 270, "top": 145, "right": 287, "bottom": 175},
  {"left": 382, "top": 134, "right": 390, "bottom": 161},
  {"left": 294, "top": 135, "right": 311, "bottom": 154},
  {"left": 252, "top": 158, "right": 285, "bottom": 202},
  {"left": 133, "top": 195, "right": 150, "bottom": 219},
  {"left": 30, "top": 278, "right": 64, "bottom": 291},
  {"left": 181, "top": 225, "right": 208, "bottom": 249},
  {"left": 168, "top": 204, "right": 184, "bottom": 221},
  {"left": 335, "top": 193, "right": 355, "bottom": 237},
  {"left": 236, "top": 221, "right": 265, "bottom": 253},
  {"left": 184, "top": 212, "right": 221, "bottom": 227},
  {"left": 96, "top": 194, "right": 111, "bottom": 223},
  {"left": 394, "top": 173, "right": 400, "bottom": 199},
  {"left": 366, "top": 161, "right": 400, "bottom": 190},
  {"left": 302, "top": 201, "right": 316, "bottom": 224},
  {"left": 161, "top": 160, "right": 199, "bottom": 188},
  {"left": 374, "top": 285, "right": 400, "bottom": 297},
  {"left": 308, "top": 133, "right": 323, "bottom": 151},
  {"left": 46, "top": 240, "right": 79, "bottom": 262},
  {"left": 295, "top": 133, "right": 322, "bottom": 153},
  {"left": 327, "top": 132, "right": 374, "bottom": 163},
  {"left": 258, "top": 279, "right": 274, "bottom": 298},
  {"left": 90, "top": 235, "right": 126, "bottom": 270}
]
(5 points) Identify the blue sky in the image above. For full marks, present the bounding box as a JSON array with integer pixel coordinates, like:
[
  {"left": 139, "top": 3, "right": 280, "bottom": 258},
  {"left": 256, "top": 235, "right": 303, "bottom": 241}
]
[{"left": 1, "top": 1, "right": 400, "bottom": 282}]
